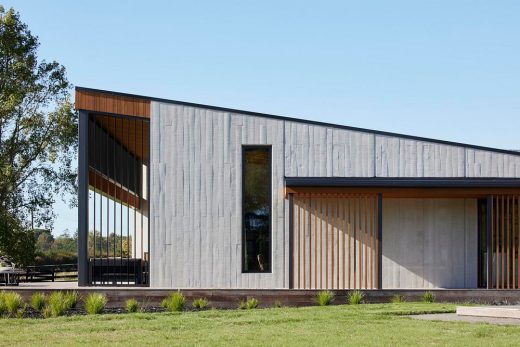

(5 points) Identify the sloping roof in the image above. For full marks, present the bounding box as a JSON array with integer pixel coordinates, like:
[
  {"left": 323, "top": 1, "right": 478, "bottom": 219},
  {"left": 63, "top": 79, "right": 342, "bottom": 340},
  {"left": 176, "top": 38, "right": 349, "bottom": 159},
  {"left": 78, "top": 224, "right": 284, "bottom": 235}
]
[{"left": 75, "top": 86, "right": 520, "bottom": 157}]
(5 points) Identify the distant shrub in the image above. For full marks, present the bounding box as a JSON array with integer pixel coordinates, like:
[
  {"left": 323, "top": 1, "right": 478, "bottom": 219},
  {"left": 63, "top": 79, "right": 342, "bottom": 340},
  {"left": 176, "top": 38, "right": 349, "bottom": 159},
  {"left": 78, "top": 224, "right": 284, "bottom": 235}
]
[
  {"left": 4, "top": 292, "right": 24, "bottom": 316},
  {"left": 161, "top": 291, "right": 185, "bottom": 312},
  {"left": 31, "top": 292, "right": 46, "bottom": 311},
  {"left": 85, "top": 293, "right": 107, "bottom": 315},
  {"left": 48, "top": 292, "right": 67, "bottom": 317},
  {"left": 348, "top": 290, "right": 364, "bottom": 305},
  {"left": 316, "top": 290, "right": 335, "bottom": 306},
  {"left": 273, "top": 300, "right": 283, "bottom": 308},
  {"left": 422, "top": 291, "right": 435, "bottom": 303},
  {"left": 126, "top": 298, "right": 139, "bottom": 313},
  {"left": 192, "top": 298, "right": 209, "bottom": 310},
  {"left": 390, "top": 295, "right": 405, "bottom": 304},
  {"left": 63, "top": 291, "right": 78, "bottom": 309},
  {"left": 238, "top": 300, "right": 247, "bottom": 309}
]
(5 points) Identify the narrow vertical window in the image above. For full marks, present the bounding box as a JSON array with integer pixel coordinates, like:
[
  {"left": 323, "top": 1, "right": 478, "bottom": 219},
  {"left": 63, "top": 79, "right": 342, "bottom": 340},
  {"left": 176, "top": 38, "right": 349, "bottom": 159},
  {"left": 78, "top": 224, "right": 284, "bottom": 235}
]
[{"left": 242, "top": 146, "right": 272, "bottom": 273}]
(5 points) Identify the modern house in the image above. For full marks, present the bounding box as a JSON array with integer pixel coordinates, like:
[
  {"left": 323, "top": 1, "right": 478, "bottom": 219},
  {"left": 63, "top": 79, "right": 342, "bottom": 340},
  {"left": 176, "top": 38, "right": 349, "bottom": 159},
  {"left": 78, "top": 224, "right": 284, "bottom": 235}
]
[{"left": 76, "top": 87, "right": 520, "bottom": 291}]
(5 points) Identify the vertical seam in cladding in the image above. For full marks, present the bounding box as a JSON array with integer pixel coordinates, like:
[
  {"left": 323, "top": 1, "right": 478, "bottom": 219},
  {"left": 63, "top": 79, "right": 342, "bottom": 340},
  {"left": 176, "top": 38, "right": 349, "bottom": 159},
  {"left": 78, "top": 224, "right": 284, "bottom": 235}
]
[{"left": 373, "top": 133, "right": 376, "bottom": 177}]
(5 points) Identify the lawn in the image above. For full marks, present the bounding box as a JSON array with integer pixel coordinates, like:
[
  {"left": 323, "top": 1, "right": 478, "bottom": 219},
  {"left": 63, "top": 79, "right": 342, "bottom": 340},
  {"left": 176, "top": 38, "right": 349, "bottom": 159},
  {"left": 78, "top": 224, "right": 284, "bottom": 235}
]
[{"left": 4, "top": 302, "right": 520, "bottom": 346}]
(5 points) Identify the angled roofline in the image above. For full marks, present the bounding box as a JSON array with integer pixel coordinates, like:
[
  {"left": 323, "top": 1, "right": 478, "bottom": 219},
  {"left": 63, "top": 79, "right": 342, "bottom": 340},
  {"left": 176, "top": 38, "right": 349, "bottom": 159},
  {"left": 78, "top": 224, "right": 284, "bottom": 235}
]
[{"left": 75, "top": 86, "right": 520, "bottom": 157}]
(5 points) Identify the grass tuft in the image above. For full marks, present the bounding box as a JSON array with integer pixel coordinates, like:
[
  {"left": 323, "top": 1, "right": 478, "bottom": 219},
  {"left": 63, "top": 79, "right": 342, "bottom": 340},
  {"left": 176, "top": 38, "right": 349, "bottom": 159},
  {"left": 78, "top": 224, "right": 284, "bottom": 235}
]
[
  {"left": 63, "top": 291, "right": 79, "bottom": 309},
  {"left": 348, "top": 290, "right": 364, "bottom": 305},
  {"left": 315, "top": 290, "right": 335, "bottom": 306},
  {"left": 390, "top": 294, "right": 405, "bottom": 304},
  {"left": 31, "top": 292, "right": 46, "bottom": 311},
  {"left": 161, "top": 291, "right": 185, "bottom": 312},
  {"left": 422, "top": 291, "right": 435, "bottom": 303},
  {"left": 272, "top": 300, "right": 283, "bottom": 308},
  {"left": 239, "top": 297, "right": 259, "bottom": 309},
  {"left": 4, "top": 292, "right": 24, "bottom": 316},
  {"left": 126, "top": 298, "right": 139, "bottom": 313},
  {"left": 48, "top": 292, "right": 67, "bottom": 317},
  {"left": 85, "top": 293, "right": 107, "bottom": 315},
  {"left": 192, "top": 298, "right": 209, "bottom": 310}
]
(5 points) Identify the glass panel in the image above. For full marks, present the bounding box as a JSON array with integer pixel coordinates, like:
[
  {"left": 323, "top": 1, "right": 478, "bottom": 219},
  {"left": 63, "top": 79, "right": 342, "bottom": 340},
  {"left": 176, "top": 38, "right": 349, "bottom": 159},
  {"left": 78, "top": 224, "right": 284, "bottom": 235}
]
[{"left": 243, "top": 147, "right": 271, "bottom": 272}]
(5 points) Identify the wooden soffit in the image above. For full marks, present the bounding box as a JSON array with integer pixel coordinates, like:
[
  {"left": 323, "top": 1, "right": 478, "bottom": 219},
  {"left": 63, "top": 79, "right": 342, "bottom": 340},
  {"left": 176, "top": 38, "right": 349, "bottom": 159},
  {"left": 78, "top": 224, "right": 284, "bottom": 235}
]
[{"left": 75, "top": 88, "right": 150, "bottom": 118}]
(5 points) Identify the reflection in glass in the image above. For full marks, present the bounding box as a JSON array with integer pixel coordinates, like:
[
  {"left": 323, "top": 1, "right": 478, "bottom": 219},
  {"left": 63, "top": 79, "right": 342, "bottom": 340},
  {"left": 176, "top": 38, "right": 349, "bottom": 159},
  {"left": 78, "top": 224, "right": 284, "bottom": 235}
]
[{"left": 243, "top": 147, "right": 271, "bottom": 272}]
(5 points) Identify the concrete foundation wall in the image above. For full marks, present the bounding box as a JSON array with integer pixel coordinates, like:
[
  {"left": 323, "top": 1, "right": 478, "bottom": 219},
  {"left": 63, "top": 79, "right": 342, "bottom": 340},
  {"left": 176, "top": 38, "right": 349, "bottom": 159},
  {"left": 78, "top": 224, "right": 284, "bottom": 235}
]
[{"left": 382, "top": 198, "right": 478, "bottom": 289}]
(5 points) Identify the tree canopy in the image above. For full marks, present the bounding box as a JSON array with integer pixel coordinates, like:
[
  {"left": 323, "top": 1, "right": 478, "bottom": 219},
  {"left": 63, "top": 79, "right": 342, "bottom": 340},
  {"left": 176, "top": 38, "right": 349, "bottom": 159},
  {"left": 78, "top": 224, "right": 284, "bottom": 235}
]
[{"left": 0, "top": 6, "right": 77, "bottom": 264}]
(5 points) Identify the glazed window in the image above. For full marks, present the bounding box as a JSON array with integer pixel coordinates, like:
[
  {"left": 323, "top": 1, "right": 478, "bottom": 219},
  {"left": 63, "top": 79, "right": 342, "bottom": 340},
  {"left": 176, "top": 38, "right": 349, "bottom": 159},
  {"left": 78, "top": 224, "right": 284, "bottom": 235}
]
[{"left": 242, "top": 146, "right": 272, "bottom": 273}]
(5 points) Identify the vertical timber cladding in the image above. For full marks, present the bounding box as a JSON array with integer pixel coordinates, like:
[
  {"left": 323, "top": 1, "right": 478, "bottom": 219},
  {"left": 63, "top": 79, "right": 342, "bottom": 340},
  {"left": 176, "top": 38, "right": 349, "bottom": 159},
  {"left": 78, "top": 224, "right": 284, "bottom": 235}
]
[
  {"left": 491, "top": 195, "right": 520, "bottom": 289},
  {"left": 292, "top": 193, "right": 379, "bottom": 289}
]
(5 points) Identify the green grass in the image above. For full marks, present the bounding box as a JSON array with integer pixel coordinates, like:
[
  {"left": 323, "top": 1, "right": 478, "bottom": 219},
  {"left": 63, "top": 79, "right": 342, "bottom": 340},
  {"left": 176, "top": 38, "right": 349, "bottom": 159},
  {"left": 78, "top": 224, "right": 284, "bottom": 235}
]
[{"left": 2, "top": 302, "right": 520, "bottom": 346}]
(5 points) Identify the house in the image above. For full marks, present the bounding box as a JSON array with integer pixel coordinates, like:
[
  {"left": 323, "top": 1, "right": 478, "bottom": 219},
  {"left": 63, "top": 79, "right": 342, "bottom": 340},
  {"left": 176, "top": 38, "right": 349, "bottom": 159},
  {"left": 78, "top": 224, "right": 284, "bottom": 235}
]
[{"left": 76, "top": 87, "right": 520, "bottom": 290}]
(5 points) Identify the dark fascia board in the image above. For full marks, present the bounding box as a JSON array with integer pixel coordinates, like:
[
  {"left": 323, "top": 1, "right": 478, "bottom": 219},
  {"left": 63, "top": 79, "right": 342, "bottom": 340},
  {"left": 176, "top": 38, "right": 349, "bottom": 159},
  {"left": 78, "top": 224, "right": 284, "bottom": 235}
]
[
  {"left": 285, "top": 177, "right": 520, "bottom": 188},
  {"left": 75, "top": 86, "right": 520, "bottom": 157}
]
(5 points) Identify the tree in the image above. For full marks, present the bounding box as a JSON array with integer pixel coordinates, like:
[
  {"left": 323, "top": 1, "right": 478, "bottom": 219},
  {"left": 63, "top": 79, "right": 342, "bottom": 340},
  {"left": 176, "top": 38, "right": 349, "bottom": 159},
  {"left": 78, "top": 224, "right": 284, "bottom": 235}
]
[
  {"left": 0, "top": 209, "right": 35, "bottom": 266},
  {"left": 0, "top": 6, "right": 77, "bottom": 229}
]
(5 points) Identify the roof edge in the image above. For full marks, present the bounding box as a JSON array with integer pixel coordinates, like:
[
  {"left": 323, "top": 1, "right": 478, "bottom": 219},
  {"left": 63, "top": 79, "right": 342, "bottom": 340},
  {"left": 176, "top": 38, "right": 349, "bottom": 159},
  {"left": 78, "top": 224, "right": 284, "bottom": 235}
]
[
  {"left": 285, "top": 177, "right": 520, "bottom": 188},
  {"left": 75, "top": 86, "right": 520, "bottom": 157}
]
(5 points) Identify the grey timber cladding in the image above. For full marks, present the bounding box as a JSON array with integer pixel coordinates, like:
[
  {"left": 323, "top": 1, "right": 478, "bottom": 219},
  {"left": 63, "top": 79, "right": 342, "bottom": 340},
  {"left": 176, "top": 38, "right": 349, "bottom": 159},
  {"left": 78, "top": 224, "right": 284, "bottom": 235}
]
[
  {"left": 150, "top": 101, "right": 520, "bottom": 289},
  {"left": 150, "top": 102, "right": 286, "bottom": 288}
]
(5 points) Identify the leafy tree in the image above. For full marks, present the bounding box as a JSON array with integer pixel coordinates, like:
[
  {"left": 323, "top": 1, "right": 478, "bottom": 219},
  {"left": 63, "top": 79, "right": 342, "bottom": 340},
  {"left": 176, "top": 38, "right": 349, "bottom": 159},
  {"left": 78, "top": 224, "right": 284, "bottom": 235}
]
[
  {"left": 0, "top": 6, "right": 77, "bottom": 230},
  {"left": 0, "top": 6, "right": 76, "bottom": 264},
  {"left": 0, "top": 209, "right": 35, "bottom": 266}
]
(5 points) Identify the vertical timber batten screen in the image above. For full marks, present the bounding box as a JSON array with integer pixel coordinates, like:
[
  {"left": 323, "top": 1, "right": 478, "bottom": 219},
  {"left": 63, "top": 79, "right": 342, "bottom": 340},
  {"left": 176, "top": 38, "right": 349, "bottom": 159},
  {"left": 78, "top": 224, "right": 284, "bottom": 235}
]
[
  {"left": 87, "top": 113, "right": 150, "bottom": 286},
  {"left": 491, "top": 195, "right": 520, "bottom": 289},
  {"left": 291, "top": 193, "right": 379, "bottom": 290}
]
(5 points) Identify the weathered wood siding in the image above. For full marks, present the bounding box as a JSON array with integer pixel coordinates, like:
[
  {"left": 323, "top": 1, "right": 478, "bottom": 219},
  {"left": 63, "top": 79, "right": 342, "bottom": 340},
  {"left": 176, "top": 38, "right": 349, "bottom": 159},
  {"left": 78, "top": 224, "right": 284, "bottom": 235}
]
[
  {"left": 150, "top": 100, "right": 520, "bottom": 289},
  {"left": 150, "top": 102, "right": 286, "bottom": 288}
]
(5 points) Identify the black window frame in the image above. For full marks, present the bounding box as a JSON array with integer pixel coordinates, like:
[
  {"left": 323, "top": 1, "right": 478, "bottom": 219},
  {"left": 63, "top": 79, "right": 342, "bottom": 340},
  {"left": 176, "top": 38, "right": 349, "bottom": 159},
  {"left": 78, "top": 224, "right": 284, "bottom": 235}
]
[{"left": 241, "top": 145, "right": 272, "bottom": 273}]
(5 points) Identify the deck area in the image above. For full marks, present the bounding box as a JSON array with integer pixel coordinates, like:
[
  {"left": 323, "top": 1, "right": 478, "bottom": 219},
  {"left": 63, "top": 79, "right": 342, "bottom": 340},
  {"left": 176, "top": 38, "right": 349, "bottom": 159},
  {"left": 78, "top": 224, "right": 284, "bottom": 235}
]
[{"left": 3, "top": 283, "right": 520, "bottom": 308}]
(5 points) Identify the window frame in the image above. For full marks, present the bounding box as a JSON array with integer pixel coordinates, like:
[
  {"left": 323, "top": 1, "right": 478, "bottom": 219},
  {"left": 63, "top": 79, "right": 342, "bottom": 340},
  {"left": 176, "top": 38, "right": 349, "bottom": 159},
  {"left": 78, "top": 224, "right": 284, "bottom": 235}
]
[{"left": 241, "top": 145, "right": 273, "bottom": 274}]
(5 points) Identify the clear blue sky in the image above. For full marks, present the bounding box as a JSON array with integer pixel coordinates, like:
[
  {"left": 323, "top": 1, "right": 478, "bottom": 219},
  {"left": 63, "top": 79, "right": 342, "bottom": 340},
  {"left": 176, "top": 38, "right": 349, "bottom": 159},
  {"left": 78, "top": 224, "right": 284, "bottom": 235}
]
[{"left": 4, "top": 1, "right": 520, "bottom": 235}]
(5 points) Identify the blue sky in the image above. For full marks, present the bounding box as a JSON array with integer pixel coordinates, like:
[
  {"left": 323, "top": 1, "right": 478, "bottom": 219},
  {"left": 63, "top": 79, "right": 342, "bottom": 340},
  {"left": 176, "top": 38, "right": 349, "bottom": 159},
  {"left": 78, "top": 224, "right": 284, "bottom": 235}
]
[{"left": 4, "top": 1, "right": 520, "bottom": 235}]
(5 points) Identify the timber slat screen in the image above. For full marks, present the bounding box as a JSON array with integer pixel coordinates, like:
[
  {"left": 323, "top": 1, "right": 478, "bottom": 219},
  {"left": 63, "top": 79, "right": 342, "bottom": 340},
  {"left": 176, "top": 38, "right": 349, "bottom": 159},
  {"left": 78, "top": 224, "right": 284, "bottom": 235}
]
[
  {"left": 88, "top": 114, "right": 150, "bottom": 286},
  {"left": 291, "top": 193, "right": 379, "bottom": 290},
  {"left": 491, "top": 195, "right": 520, "bottom": 289}
]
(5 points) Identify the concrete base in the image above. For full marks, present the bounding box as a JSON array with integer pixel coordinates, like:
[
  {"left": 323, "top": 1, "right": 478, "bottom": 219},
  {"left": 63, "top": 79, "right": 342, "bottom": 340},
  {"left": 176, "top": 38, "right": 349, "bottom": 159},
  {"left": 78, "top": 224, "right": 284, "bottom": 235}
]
[{"left": 457, "top": 306, "right": 520, "bottom": 319}]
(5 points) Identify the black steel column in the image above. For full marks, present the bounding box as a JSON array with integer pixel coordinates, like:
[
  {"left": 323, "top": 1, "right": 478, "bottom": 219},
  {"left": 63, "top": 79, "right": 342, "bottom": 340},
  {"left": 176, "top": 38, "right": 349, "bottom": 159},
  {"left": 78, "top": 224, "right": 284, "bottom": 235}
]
[
  {"left": 486, "top": 195, "right": 493, "bottom": 289},
  {"left": 377, "top": 193, "right": 383, "bottom": 290},
  {"left": 78, "top": 110, "right": 89, "bottom": 286},
  {"left": 288, "top": 193, "right": 294, "bottom": 289}
]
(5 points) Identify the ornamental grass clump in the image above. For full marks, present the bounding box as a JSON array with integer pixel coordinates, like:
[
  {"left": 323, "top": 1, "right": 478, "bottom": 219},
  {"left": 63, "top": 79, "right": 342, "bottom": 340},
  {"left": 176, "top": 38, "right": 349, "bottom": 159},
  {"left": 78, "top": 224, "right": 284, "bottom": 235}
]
[
  {"left": 239, "top": 297, "right": 259, "bottom": 310},
  {"left": 390, "top": 294, "right": 405, "bottom": 304},
  {"left": 161, "top": 291, "right": 185, "bottom": 312},
  {"left": 4, "top": 292, "right": 24, "bottom": 316},
  {"left": 0, "top": 292, "right": 6, "bottom": 316},
  {"left": 422, "top": 291, "right": 435, "bottom": 303},
  {"left": 31, "top": 292, "right": 46, "bottom": 311},
  {"left": 85, "top": 293, "right": 107, "bottom": 315},
  {"left": 348, "top": 290, "right": 364, "bottom": 305},
  {"left": 48, "top": 292, "right": 67, "bottom": 317},
  {"left": 246, "top": 297, "right": 259, "bottom": 309},
  {"left": 192, "top": 298, "right": 208, "bottom": 310},
  {"left": 63, "top": 291, "right": 78, "bottom": 309},
  {"left": 315, "top": 290, "right": 335, "bottom": 306},
  {"left": 126, "top": 298, "right": 139, "bottom": 313}
]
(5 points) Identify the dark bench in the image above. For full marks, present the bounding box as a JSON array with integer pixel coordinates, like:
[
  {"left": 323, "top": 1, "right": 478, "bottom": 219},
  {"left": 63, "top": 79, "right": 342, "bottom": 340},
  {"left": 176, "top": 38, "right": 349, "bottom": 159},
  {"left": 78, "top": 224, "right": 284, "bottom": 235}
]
[{"left": 88, "top": 258, "right": 148, "bottom": 285}]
